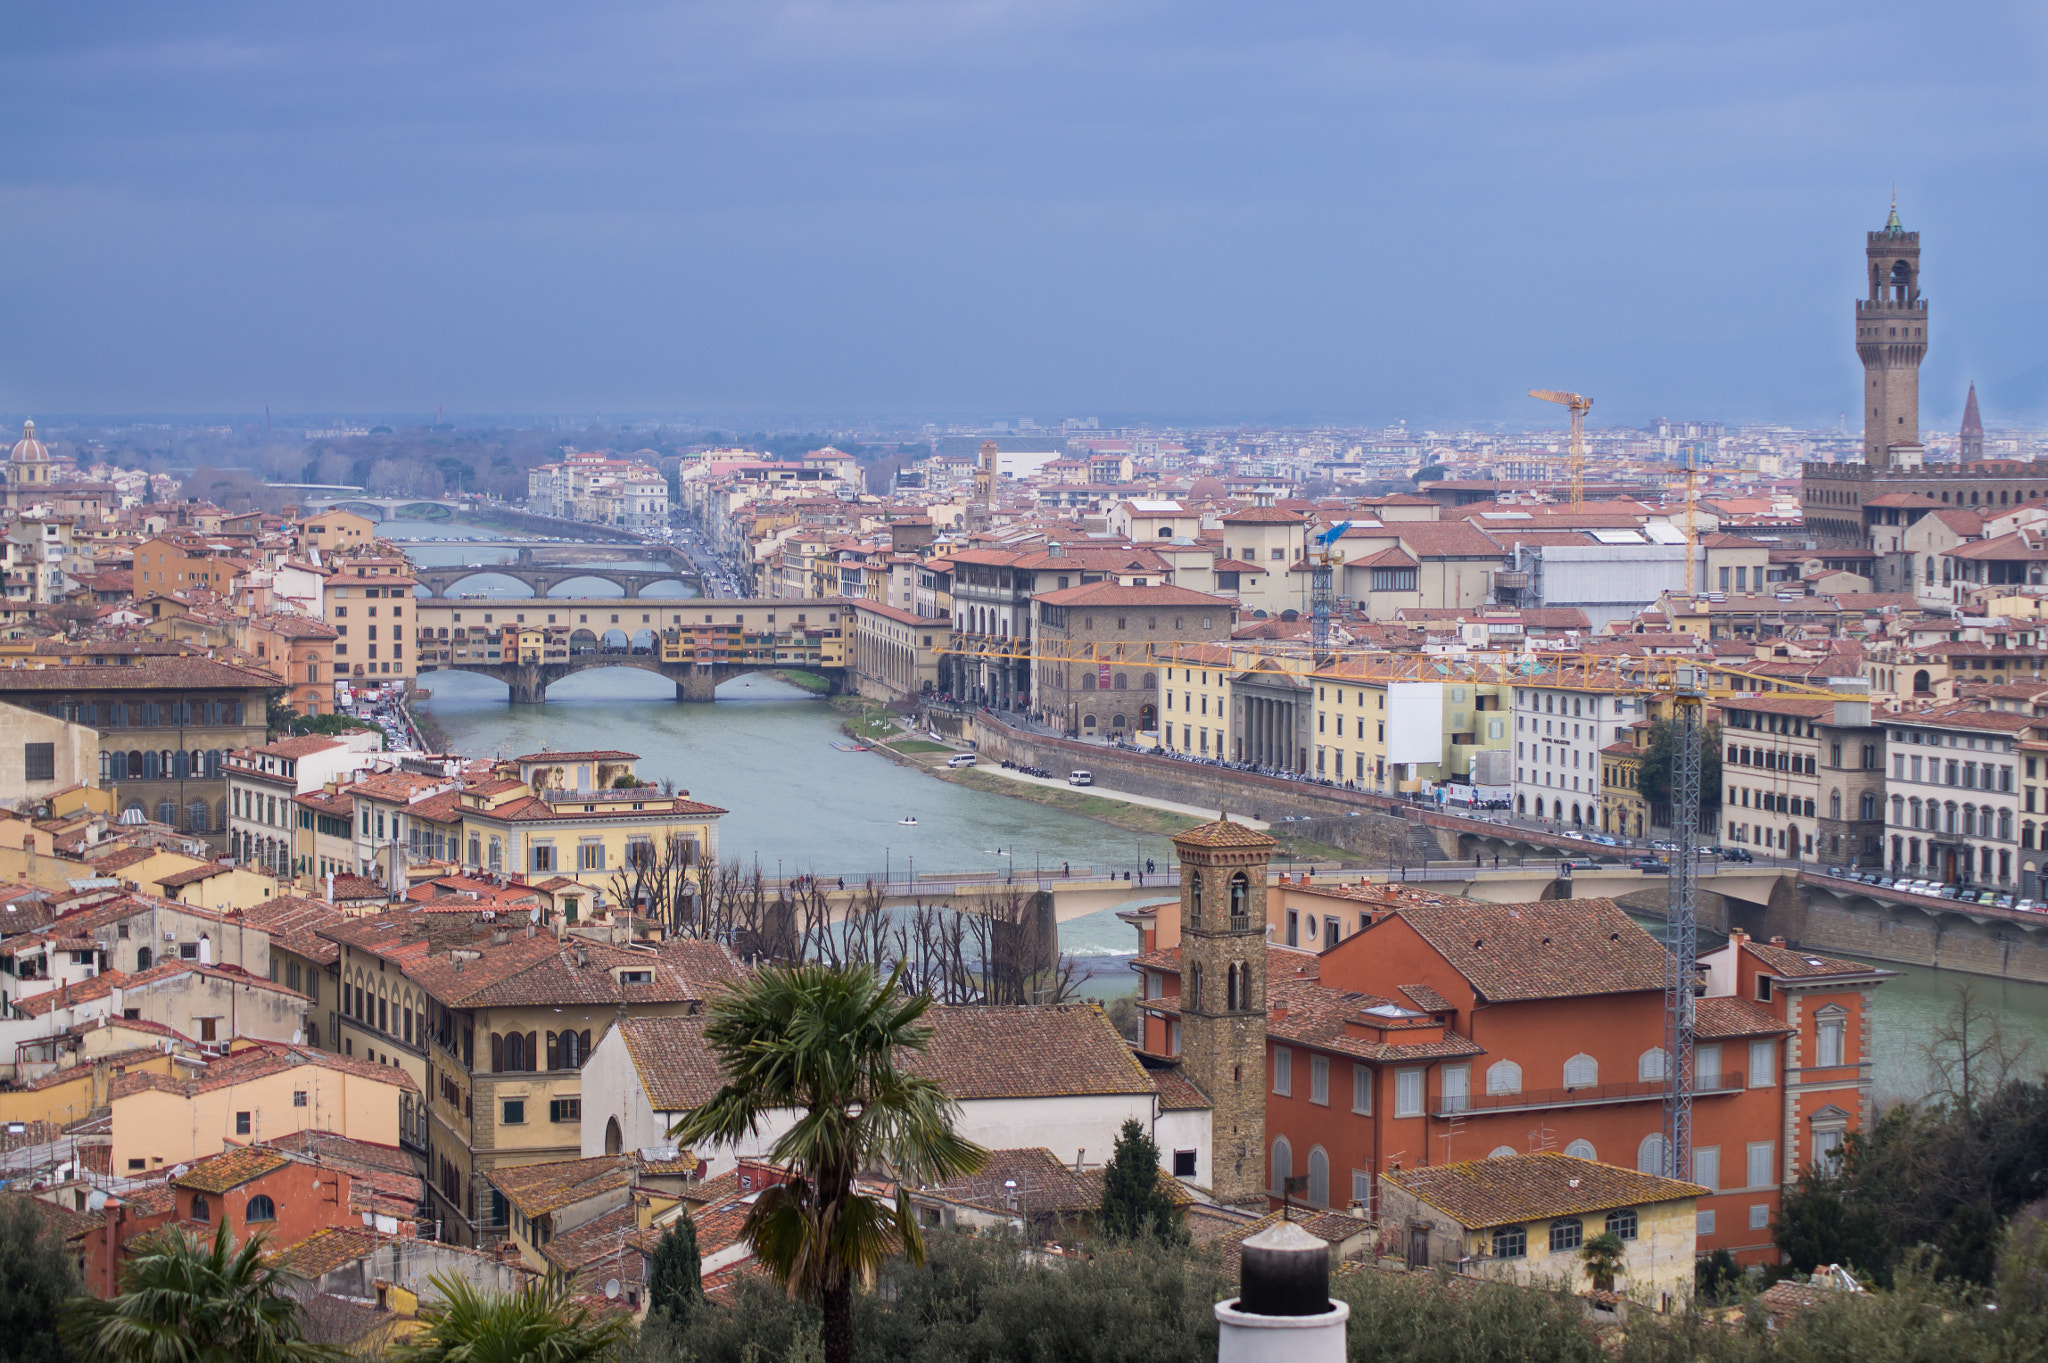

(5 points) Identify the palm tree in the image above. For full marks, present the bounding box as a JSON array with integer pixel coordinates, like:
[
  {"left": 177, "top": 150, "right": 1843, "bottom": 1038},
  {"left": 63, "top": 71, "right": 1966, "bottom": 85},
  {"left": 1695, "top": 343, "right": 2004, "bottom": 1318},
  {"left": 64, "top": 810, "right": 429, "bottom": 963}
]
[
  {"left": 390, "top": 1273, "right": 629, "bottom": 1363},
  {"left": 58, "top": 1222, "right": 338, "bottom": 1363},
  {"left": 670, "top": 962, "right": 988, "bottom": 1363},
  {"left": 1579, "top": 1231, "right": 1626, "bottom": 1294}
]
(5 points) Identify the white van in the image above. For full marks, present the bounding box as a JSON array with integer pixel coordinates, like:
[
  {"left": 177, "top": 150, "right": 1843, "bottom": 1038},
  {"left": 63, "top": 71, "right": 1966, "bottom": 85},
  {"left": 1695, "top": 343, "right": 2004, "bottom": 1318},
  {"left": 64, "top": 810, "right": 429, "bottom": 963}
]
[
  {"left": 1067, "top": 770, "right": 1093, "bottom": 787},
  {"left": 946, "top": 753, "right": 977, "bottom": 768}
]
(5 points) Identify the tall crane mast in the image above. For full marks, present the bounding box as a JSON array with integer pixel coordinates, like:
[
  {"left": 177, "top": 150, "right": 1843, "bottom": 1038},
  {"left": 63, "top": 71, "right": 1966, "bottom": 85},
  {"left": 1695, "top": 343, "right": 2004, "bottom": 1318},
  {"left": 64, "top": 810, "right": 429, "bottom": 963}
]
[
  {"left": 1529, "top": 389, "right": 1593, "bottom": 510},
  {"left": 1310, "top": 521, "right": 1350, "bottom": 661}
]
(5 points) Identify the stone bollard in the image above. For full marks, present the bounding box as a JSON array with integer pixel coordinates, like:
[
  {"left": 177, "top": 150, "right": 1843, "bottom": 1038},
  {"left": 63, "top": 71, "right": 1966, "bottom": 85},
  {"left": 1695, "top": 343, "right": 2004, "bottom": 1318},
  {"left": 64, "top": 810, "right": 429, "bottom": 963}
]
[{"left": 1215, "top": 1221, "right": 1350, "bottom": 1363}]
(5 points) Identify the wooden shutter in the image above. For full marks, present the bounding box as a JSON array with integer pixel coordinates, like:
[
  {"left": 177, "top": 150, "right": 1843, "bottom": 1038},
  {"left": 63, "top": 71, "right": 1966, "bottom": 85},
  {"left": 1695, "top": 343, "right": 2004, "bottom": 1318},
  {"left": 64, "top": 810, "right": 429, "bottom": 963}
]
[{"left": 490, "top": 1032, "right": 503, "bottom": 1073}]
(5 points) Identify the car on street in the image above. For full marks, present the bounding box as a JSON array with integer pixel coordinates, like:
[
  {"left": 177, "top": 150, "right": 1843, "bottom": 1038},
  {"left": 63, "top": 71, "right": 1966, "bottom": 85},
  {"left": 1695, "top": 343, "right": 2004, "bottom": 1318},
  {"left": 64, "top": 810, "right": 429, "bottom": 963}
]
[{"left": 1631, "top": 856, "right": 1670, "bottom": 873}]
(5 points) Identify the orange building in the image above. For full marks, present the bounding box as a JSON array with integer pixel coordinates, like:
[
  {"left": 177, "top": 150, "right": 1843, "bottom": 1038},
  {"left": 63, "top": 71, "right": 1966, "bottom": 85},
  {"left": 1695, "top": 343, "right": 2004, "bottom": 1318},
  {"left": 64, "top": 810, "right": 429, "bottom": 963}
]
[
  {"left": 244, "top": 613, "right": 341, "bottom": 717},
  {"left": 133, "top": 536, "right": 252, "bottom": 596},
  {"left": 327, "top": 556, "right": 420, "bottom": 685},
  {"left": 1132, "top": 878, "right": 1889, "bottom": 1266}
]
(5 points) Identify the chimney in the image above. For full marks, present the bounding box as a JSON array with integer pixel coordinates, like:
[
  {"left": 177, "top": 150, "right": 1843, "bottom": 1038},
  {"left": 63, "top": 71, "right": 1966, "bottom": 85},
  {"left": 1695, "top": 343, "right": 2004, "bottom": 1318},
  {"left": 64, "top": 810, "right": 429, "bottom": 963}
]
[{"left": 1217, "top": 1221, "right": 1347, "bottom": 1363}]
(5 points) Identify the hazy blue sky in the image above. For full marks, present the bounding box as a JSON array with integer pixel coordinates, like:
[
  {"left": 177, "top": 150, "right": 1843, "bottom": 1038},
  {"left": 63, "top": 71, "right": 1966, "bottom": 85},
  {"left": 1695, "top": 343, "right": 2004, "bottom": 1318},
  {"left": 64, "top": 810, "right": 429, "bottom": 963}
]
[{"left": 3, "top": 2, "right": 2044, "bottom": 426}]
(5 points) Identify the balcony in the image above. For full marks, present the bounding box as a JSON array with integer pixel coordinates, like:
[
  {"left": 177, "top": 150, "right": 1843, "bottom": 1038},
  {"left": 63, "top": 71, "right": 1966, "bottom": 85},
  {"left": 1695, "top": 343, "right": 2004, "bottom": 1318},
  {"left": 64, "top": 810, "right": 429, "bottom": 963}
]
[{"left": 1431, "top": 1070, "right": 1744, "bottom": 1119}]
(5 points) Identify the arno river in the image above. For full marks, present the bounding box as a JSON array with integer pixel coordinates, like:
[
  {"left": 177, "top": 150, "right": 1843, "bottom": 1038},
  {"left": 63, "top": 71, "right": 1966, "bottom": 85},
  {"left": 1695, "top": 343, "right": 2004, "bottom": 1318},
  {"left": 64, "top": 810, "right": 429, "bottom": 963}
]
[{"left": 403, "top": 523, "right": 2048, "bottom": 1104}]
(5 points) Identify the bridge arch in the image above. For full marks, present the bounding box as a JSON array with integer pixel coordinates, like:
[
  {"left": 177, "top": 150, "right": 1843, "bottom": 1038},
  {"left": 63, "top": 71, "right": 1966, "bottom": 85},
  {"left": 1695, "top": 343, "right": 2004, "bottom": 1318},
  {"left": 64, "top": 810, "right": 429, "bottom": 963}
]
[
  {"left": 547, "top": 574, "right": 630, "bottom": 597},
  {"left": 435, "top": 570, "right": 537, "bottom": 598}
]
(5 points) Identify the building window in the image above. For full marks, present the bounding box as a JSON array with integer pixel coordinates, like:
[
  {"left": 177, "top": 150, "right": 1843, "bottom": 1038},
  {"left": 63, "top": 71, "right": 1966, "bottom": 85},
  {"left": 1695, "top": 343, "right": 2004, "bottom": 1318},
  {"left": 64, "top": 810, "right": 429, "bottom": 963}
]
[
  {"left": 1351, "top": 1064, "right": 1372, "bottom": 1115},
  {"left": 1548, "top": 1219, "right": 1583, "bottom": 1253},
  {"left": 1491, "top": 1226, "right": 1527, "bottom": 1260},
  {"left": 1750, "top": 1204, "right": 1771, "bottom": 1230},
  {"left": 1694, "top": 1146, "right": 1720, "bottom": 1191},
  {"left": 1173, "top": 1150, "right": 1197, "bottom": 1178},
  {"left": 1565, "top": 1139, "right": 1596, "bottom": 1161},
  {"left": 531, "top": 845, "right": 554, "bottom": 873},
  {"left": 1309, "top": 1055, "right": 1329, "bottom": 1106},
  {"left": 1485, "top": 1059, "right": 1522, "bottom": 1094},
  {"left": 1816, "top": 1011, "right": 1846, "bottom": 1067},
  {"left": 192, "top": 1194, "right": 211, "bottom": 1222},
  {"left": 1747, "top": 1141, "right": 1776, "bottom": 1189},
  {"left": 1562, "top": 1053, "right": 1597, "bottom": 1088},
  {"left": 1698, "top": 1209, "right": 1717, "bottom": 1236},
  {"left": 1605, "top": 1208, "right": 1638, "bottom": 1241},
  {"left": 23, "top": 744, "right": 53, "bottom": 783},
  {"left": 235, "top": 1111, "right": 251, "bottom": 1135},
  {"left": 293, "top": 1090, "right": 308, "bottom": 1108},
  {"left": 246, "top": 1195, "right": 276, "bottom": 1222},
  {"left": 1272, "top": 1046, "right": 1292, "bottom": 1096},
  {"left": 549, "top": 1098, "right": 582, "bottom": 1123},
  {"left": 1395, "top": 1068, "right": 1423, "bottom": 1118},
  {"left": 1749, "top": 1040, "right": 1776, "bottom": 1087},
  {"left": 503, "top": 1099, "right": 526, "bottom": 1125}
]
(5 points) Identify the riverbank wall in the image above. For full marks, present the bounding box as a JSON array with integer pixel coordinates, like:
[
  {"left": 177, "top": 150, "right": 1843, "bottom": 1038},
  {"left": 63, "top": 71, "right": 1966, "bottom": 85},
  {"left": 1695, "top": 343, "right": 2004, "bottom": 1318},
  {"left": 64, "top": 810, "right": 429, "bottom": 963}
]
[{"left": 961, "top": 716, "right": 1442, "bottom": 865}]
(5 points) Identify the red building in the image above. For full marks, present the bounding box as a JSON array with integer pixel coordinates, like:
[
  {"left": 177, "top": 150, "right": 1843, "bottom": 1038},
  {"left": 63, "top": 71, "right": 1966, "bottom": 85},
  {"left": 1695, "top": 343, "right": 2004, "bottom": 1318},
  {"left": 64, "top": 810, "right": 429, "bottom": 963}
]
[
  {"left": 1133, "top": 878, "right": 1890, "bottom": 1265},
  {"left": 77, "top": 1135, "right": 422, "bottom": 1296}
]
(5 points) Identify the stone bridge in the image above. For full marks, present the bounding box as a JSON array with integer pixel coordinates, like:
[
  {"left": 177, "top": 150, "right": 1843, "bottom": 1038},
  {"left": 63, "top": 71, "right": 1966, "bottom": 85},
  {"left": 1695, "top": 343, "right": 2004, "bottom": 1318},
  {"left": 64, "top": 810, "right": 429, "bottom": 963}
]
[
  {"left": 422, "top": 653, "right": 847, "bottom": 703},
  {"left": 303, "top": 496, "right": 472, "bottom": 521},
  {"left": 411, "top": 546, "right": 702, "bottom": 599}
]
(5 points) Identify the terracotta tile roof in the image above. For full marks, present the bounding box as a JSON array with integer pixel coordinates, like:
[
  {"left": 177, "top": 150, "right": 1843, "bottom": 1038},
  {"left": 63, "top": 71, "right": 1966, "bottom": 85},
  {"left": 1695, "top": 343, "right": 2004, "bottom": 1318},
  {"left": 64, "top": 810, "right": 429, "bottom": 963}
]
[
  {"left": 1267, "top": 976, "right": 1484, "bottom": 1063},
  {"left": 12, "top": 960, "right": 307, "bottom": 1018},
  {"left": 109, "top": 1042, "right": 416, "bottom": 1102},
  {"left": 1144, "top": 1063, "right": 1211, "bottom": 1111},
  {"left": 487, "top": 1155, "right": 632, "bottom": 1218},
  {"left": 175, "top": 1147, "right": 291, "bottom": 1194},
  {"left": 1399, "top": 984, "right": 1456, "bottom": 1013},
  {"left": 1170, "top": 817, "right": 1277, "bottom": 851},
  {"left": 0, "top": 659, "right": 279, "bottom": 691},
  {"left": 252, "top": 736, "right": 351, "bottom": 759},
  {"left": 268, "top": 1225, "right": 383, "bottom": 1277},
  {"left": 236, "top": 896, "right": 348, "bottom": 965},
  {"left": 1384, "top": 1152, "right": 1705, "bottom": 1230},
  {"left": 262, "top": 1129, "right": 418, "bottom": 1177},
  {"left": 1219, "top": 507, "right": 1307, "bottom": 524},
  {"left": 0, "top": 1191, "right": 103, "bottom": 1244},
  {"left": 542, "top": 1202, "right": 641, "bottom": 1279},
  {"left": 1695, "top": 996, "right": 1792, "bottom": 1040},
  {"left": 620, "top": 1003, "right": 1153, "bottom": 1111},
  {"left": 1210, "top": 1208, "right": 1369, "bottom": 1273},
  {"left": 1388, "top": 897, "right": 1668, "bottom": 1003},
  {"left": 1745, "top": 941, "right": 1885, "bottom": 980},
  {"left": 917, "top": 1148, "right": 1107, "bottom": 1216},
  {"left": 1031, "top": 581, "right": 1234, "bottom": 608}
]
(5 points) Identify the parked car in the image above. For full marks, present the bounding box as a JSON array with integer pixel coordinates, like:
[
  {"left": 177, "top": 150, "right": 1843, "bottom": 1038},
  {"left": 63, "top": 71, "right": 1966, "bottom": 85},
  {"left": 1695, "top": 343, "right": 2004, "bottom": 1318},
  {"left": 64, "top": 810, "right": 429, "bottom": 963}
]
[
  {"left": 1067, "top": 771, "right": 1094, "bottom": 787},
  {"left": 1650, "top": 840, "right": 1678, "bottom": 853},
  {"left": 1996, "top": 894, "right": 2017, "bottom": 909},
  {"left": 946, "top": 753, "right": 977, "bottom": 768},
  {"left": 1562, "top": 830, "right": 1587, "bottom": 841},
  {"left": 1938, "top": 885, "right": 1964, "bottom": 900},
  {"left": 2018, "top": 899, "right": 2041, "bottom": 913},
  {"left": 1632, "top": 857, "right": 1671, "bottom": 874},
  {"left": 1717, "top": 847, "right": 1754, "bottom": 864},
  {"left": 1591, "top": 834, "right": 1620, "bottom": 846}
]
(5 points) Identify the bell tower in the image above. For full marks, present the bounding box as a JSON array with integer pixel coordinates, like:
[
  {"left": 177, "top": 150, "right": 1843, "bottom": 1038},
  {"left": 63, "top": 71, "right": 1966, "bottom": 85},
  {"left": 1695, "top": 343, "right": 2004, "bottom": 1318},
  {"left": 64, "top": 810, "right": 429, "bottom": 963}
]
[
  {"left": 1171, "top": 816, "right": 1276, "bottom": 1206},
  {"left": 1856, "top": 200, "right": 1927, "bottom": 469}
]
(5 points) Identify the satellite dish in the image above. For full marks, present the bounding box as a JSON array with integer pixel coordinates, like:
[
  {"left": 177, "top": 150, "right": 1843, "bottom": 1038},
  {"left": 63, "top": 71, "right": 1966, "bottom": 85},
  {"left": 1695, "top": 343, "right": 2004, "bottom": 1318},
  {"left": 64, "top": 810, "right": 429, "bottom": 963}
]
[
  {"left": 86, "top": 1190, "right": 109, "bottom": 1211},
  {"left": 604, "top": 1279, "right": 620, "bottom": 1301}
]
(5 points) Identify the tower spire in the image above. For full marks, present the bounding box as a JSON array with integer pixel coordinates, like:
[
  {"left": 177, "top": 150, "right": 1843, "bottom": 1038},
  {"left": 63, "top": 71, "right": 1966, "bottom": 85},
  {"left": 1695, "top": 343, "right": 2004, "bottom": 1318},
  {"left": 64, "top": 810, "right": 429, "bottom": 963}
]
[{"left": 1960, "top": 381, "right": 1984, "bottom": 461}]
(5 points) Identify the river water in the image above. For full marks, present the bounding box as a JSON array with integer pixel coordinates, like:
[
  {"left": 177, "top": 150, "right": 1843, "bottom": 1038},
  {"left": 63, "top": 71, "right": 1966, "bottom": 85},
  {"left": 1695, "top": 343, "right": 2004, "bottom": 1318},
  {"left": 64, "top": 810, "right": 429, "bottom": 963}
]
[{"left": 398, "top": 524, "right": 2048, "bottom": 1103}]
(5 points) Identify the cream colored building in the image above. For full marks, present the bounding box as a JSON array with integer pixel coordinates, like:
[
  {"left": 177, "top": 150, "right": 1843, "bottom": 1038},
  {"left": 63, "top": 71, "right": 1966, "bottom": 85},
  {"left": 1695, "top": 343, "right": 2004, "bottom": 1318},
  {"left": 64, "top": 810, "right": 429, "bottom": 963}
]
[
  {"left": 108, "top": 1041, "right": 414, "bottom": 1174},
  {"left": 0, "top": 700, "right": 101, "bottom": 809},
  {"left": 1378, "top": 1153, "right": 1704, "bottom": 1308}
]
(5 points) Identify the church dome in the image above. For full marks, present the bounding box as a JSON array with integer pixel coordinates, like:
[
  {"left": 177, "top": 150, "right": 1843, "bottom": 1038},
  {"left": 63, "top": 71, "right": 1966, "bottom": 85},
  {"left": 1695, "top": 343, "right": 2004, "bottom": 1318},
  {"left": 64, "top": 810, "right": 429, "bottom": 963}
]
[
  {"left": 1188, "top": 475, "right": 1227, "bottom": 499},
  {"left": 10, "top": 420, "right": 49, "bottom": 465}
]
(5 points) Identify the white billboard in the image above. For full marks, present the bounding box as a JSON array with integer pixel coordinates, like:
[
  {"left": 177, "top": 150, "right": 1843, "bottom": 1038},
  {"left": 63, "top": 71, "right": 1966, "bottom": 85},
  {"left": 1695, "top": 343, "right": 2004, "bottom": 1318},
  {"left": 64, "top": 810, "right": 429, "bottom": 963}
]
[{"left": 1386, "top": 682, "right": 1445, "bottom": 766}]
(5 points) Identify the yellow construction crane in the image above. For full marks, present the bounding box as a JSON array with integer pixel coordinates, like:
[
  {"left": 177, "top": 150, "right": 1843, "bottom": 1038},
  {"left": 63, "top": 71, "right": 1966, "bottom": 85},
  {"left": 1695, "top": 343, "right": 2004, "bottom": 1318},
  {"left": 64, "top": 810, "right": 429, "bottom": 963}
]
[{"left": 1529, "top": 389, "right": 1592, "bottom": 510}]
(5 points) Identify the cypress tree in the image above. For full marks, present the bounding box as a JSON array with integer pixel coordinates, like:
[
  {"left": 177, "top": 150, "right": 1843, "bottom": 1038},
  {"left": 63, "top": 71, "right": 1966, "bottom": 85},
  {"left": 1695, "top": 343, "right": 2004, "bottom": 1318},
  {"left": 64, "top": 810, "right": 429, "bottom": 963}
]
[
  {"left": 647, "top": 1211, "right": 703, "bottom": 1329},
  {"left": 1097, "top": 1118, "right": 1184, "bottom": 1243}
]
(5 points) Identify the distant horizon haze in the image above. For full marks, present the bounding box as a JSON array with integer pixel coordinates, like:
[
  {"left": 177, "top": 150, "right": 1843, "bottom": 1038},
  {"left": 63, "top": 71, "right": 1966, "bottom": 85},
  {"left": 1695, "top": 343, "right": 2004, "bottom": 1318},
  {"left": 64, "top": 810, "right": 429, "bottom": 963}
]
[{"left": 3, "top": 2, "right": 2044, "bottom": 426}]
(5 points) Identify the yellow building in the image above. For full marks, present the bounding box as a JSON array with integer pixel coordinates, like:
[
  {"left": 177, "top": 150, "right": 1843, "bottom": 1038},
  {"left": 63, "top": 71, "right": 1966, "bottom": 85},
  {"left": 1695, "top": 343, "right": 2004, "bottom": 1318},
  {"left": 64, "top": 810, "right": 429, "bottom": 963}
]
[
  {"left": 1378, "top": 1153, "right": 1706, "bottom": 1308},
  {"left": 298, "top": 510, "right": 377, "bottom": 557},
  {"left": 1155, "top": 643, "right": 1236, "bottom": 759},
  {"left": 0, "top": 1047, "right": 192, "bottom": 1129},
  {"left": 108, "top": 1041, "right": 414, "bottom": 1175},
  {"left": 318, "top": 912, "right": 744, "bottom": 1248},
  {"left": 455, "top": 751, "right": 725, "bottom": 914}
]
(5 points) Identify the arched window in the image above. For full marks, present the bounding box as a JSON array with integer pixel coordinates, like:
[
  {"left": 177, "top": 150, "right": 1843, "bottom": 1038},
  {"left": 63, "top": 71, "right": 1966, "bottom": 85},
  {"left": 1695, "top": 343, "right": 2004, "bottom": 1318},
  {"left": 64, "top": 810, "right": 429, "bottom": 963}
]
[
  {"left": 605, "top": 1118, "right": 623, "bottom": 1156},
  {"left": 156, "top": 799, "right": 179, "bottom": 828},
  {"left": 1307, "top": 1147, "right": 1330, "bottom": 1208},
  {"left": 1229, "top": 871, "right": 1249, "bottom": 922},
  {"left": 1564, "top": 1139, "right": 1597, "bottom": 1161},
  {"left": 560, "top": 1030, "right": 583, "bottom": 1068},
  {"left": 1189, "top": 872, "right": 1202, "bottom": 918},
  {"left": 188, "top": 801, "right": 210, "bottom": 833},
  {"left": 1270, "top": 1137, "right": 1293, "bottom": 1195},
  {"left": 172, "top": 749, "right": 191, "bottom": 779},
  {"left": 1562, "top": 1054, "right": 1597, "bottom": 1088},
  {"left": 1188, "top": 963, "right": 1203, "bottom": 1013},
  {"left": 1638, "top": 1048, "right": 1669, "bottom": 1082},
  {"left": 1225, "top": 963, "right": 1240, "bottom": 1012},
  {"left": 1081, "top": 673, "right": 1096, "bottom": 690},
  {"left": 143, "top": 750, "right": 162, "bottom": 779},
  {"left": 191, "top": 1194, "right": 210, "bottom": 1222},
  {"left": 246, "top": 1195, "right": 276, "bottom": 1222},
  {"left": 1485, "top": 1060, "right": 1522, "bottom": 1094},
  {"left": 1830, "top": 791, "right": 1841, "bottom": 820},
  {"left": 1637, "top": 1133, "right": 1668, "bottom": 1176},
  {"left": 1488, "top": 1146, "right": 1518, "bottom": 1159},
  {"left": 1112, "top": 674, "right": 1127, "bottom": 691}
]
